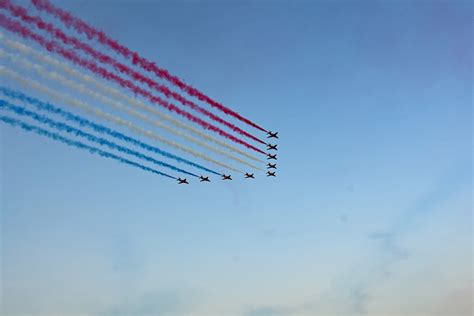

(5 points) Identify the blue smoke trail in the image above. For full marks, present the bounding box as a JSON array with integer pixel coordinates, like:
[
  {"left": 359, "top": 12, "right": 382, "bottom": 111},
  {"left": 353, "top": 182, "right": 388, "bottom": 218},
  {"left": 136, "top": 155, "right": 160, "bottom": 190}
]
[
  {"left": 0, "top": 115, "right": 176, "bottom": 179},
  {"left": 0, "top": 99, "right": 198, "bottom": 177},
  {"left": 0, "top": 86, "right": 221, "bottom": 176}
]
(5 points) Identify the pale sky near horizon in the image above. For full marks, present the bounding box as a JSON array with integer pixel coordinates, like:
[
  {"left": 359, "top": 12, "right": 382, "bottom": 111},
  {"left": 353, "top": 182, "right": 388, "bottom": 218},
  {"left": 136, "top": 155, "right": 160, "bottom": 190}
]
[{"left": 0, "top": 0, "right": 472, "bottom": 315}]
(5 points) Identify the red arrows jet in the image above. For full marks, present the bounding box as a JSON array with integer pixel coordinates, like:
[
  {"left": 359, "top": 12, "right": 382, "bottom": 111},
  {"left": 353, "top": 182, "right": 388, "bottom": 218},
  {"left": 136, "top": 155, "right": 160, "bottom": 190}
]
[{"left": 177, "top": 178, "right": 189, "bottom": 184}]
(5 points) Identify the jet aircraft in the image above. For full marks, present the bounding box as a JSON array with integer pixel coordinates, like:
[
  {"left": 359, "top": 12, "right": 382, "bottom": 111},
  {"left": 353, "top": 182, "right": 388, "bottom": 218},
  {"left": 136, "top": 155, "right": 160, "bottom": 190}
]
[
  {"left": 177, "top": 178, "right": 189, "bottom": 184},
  {"left": 266, "top": 171, "right": 276, "bottom": 177},
  {"left": 245, "top": 173, "right": 255, "bottom": 179},
  {"left": 267, "top": 131, "right": 279, "bottom": 139},
  {"left": 199, "top": 176, "right": 210, "bottom": 182},
  {"left": 267, "top": 163, "right": 277, "bottom": 169},
  {"left": 222, "top": 174, "right": 232, "bottom": 180},
  {"left": 267, "top": 154, "right": 277, "bottom": 160}
]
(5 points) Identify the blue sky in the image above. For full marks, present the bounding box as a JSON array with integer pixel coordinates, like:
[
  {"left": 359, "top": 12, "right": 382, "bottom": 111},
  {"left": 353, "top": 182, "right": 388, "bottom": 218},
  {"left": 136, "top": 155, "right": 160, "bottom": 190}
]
[{"left": 1, "top": 0, "right": 472, "bottom": 315}]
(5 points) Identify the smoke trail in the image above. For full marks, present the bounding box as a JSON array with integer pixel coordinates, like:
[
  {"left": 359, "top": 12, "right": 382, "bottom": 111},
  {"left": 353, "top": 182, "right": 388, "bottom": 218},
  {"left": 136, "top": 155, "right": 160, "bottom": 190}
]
[
  {"left": 0, "top": 66, "right": 241, "bottom": 173},
  {"left": 0, "top": 0, "right": 265, "bottom": 144},
  {"left": 0, "top": 48, "right": 262, "bottom": 170},
  {"left": 0, "top": 87, "right": 221, "bottom": 176},
  {"left": 0, "top": 13, "right": 266, "bottom": 155},
  {"left": 0, "top": 49, "right": 259, "bottom": 171},
  {"left": 0, "top": 99, "right": 199, "bottom": 177},
  {"left": 30, "top": 0, "right": 267, "bottom": 133},
  {"left": 0, "top": 34, "right": 265, "bottom": 164},
  {"left": 0, "top": 115, "right": 176, "bottom": 179}
]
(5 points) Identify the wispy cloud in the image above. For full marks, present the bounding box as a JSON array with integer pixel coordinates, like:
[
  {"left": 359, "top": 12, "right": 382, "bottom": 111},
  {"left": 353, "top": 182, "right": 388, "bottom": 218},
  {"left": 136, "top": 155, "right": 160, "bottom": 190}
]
[
  {"left": 99, "top": 290, "right": 193, "bottom": 316},
  {"left": 240, "top": 167, "right": 471, "bottom": 316}
]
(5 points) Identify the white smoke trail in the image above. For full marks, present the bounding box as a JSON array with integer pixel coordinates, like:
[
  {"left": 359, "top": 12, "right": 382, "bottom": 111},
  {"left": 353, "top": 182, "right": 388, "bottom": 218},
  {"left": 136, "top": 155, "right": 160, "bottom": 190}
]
[
  {"left": 0, "top": 52, "right": 262, "bottom": 173},
  {"left": 0, "top": 65, "right": 241, "bottom": 173},
  {"left": 0, "top": 47, "right": 260, "bottom": 171},
  {"left": 0, "top": 32, "right": 264, "bottom": 165}
]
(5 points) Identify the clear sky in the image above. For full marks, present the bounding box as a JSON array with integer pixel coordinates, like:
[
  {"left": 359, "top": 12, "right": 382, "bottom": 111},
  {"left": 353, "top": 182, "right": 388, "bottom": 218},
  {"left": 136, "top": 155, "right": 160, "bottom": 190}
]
[{"left": 0, "top": 0, "right": 472, "bottom": 315}]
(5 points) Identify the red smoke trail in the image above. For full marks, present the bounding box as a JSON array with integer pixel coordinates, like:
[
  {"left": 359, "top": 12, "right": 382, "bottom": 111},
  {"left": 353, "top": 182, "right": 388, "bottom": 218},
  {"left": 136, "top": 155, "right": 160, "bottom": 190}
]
[
  {"left": 30, "top": 0, "right": 268, "bottom": 133},
  {"left": 0, "top": 0, "right": 265, "bottom": 145},
  {"left": 0, "top": 13, "right": 266, "bottom": 155}
]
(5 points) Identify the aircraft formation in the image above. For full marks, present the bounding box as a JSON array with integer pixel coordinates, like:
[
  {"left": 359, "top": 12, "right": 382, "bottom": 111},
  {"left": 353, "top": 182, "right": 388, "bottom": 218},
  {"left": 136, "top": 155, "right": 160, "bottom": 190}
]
[
  {"left": 177, "top": 129, "right": 279, "bottom": 184},
  {"left": 0, "top": 0, "right": 279, "bottom": 185}
]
